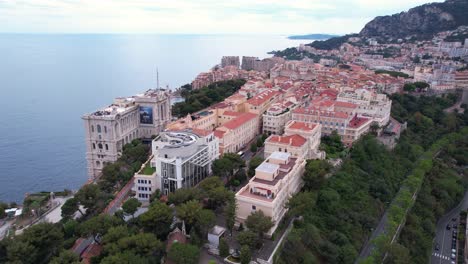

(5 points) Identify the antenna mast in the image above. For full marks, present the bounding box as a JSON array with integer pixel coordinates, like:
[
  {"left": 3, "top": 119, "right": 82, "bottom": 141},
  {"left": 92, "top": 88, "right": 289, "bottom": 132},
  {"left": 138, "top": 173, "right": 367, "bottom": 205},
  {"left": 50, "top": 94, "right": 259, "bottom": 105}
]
[{"left": 156, "top": 67, "right": 160, "bottom": 90}]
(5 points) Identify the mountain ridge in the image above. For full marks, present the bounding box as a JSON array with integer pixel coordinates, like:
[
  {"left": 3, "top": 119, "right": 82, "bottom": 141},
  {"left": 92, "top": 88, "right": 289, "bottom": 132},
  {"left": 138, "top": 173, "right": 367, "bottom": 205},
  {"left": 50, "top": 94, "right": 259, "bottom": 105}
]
[{"left": 360, "top": 0, "right": 468, "bottom": 40}]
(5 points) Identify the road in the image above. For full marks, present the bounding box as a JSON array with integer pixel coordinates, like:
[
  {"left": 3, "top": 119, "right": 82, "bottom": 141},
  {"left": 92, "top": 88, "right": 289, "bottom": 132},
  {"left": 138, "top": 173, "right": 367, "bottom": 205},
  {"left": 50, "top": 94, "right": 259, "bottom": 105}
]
[{"left": 431, "top": 190, "right": 468, "bottom": 264}]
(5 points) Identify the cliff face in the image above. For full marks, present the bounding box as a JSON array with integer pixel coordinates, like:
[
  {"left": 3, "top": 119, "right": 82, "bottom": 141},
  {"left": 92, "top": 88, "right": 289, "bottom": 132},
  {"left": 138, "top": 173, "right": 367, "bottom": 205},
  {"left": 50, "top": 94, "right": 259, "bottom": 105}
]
[{"left": 360, "top": 0, "right": 468, "bottom": 40}]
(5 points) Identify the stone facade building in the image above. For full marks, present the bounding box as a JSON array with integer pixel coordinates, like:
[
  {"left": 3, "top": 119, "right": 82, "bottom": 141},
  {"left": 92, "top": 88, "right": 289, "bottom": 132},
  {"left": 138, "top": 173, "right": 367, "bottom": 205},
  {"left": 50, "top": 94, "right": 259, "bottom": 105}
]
[{"left": 82, "top": 89, "right": 171, "bottom": 179}]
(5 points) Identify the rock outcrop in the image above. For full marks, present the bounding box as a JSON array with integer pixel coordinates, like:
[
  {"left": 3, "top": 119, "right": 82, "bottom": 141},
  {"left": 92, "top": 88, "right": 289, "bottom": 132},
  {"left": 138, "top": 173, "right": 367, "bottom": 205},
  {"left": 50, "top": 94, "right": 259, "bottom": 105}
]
[{"left": 360, "top": 0, "right": 468, "bottom": 40}]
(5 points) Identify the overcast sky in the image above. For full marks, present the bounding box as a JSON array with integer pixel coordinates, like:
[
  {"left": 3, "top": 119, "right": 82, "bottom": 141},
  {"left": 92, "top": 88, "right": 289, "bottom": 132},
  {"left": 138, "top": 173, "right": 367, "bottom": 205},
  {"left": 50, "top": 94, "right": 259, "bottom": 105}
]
[{"left": 0, "top": 0, "right": 444, "bottom": 34}]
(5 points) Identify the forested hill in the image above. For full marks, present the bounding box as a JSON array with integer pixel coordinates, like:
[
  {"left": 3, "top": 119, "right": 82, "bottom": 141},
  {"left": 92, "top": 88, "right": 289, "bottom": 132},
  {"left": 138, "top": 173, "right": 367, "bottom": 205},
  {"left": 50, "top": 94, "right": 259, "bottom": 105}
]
[{"left": 360, "top": 0, "right": 468, "bottom": 41}]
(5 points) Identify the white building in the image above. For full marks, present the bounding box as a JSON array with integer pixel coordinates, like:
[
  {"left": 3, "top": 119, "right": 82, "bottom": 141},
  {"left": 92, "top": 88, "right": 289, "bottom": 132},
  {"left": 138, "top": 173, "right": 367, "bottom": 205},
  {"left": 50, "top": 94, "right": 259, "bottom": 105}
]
[
  {"left": 151, "top": 129, "right": 219, "bottom": 195},
  {"left": 82, "top": 89, "right": 171, "bottom": 180},
  {"left": 336, "top": 88, "right": 392, "bottom": 127},
  {"left": 133, "top": 157, "right": 159, "bottom": 202}
]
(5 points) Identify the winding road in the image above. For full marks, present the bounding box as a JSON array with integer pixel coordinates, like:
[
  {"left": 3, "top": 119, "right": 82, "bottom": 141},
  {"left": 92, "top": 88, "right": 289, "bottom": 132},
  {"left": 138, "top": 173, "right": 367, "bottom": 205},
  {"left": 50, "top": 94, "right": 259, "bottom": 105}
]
[{"left": 431, "top": 190, "right": 468, "bottom": 264}]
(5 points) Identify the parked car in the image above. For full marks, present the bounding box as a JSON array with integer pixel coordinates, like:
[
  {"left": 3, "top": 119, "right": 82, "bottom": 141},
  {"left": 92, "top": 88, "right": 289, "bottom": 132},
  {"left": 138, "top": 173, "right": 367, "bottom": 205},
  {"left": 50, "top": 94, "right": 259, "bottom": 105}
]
[
  {"left": 435, "top": 243, "right": 440, "bottom": 251},
  {"left": 452, "top": 248, "right": 456, "bottom": 253},
  {"left": 446, "top": 224, "right": 451, "bottom": 230},
  {"left": 451, "top": 253, "right": 456, "bottom": 260}
]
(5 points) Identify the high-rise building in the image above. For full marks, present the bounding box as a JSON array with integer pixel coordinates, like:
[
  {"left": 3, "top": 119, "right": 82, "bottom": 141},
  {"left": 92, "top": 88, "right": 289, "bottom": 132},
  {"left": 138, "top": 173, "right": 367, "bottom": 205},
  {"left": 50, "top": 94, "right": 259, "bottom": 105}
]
[
  {"left": 82, "top": 89, "right": 171, "bottom": 180},
  {"left": 241, "top": 56, "right": 258, "bottom": 70},
  {"left": 221, "top": 56, "right": 240, "bottom": 68}
]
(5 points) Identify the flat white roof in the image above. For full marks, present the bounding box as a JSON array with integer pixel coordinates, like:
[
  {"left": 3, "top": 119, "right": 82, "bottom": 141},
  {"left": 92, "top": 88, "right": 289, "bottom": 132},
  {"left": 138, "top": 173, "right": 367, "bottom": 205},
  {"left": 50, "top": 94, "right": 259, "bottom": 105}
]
[
  {"left": 256, "top": 162, "right": 279, "bottom": 174},
  {"left": 269, "top": 151, "right": 290, "bottom": 161}
]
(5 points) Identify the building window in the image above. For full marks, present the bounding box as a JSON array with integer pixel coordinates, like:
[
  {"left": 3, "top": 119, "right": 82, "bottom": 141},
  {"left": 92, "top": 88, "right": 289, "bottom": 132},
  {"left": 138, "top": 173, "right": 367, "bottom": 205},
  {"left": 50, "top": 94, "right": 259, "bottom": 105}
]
[
  {"left": 98, "top": 143, "right": 103, "bottom": 149},
  {"left": 104, "top": 126, "right": 107, "bottom": 133},
  {"left": 92, "top": 143, "right": 96, "bottom": 149},
  {"left": 97, "top": 125, "right": 101, "bottom": 133},
  {"left": 105, "top": 144, "right": 108, "bottom": 150}
]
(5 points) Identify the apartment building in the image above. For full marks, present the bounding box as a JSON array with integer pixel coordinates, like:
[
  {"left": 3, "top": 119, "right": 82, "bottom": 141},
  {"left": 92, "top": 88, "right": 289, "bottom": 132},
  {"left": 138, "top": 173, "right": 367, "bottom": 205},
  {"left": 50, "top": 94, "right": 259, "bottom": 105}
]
[
  {"left": 214, "top": 113, "right": 259, "bottom": 155},
  {"left": 292, "top": 107, "right": 372, "bottom": 145},
  {"left": 235, "top": 151, "right": 306, "bottom": 236},
  {"left": 284, "top": 120, "right": 324, "bottom": 159},
  {"left": 262, "top": 100, "right": 296, "bottom": 135},
  {"left": 82, "top": 89, "right": 171, "bottom": 179},
  {"left": 151, "top": 129, "right": 219, "bottom": 195},
  {"left": 336, "top": 88, "right": 392, "bottom": 127}
]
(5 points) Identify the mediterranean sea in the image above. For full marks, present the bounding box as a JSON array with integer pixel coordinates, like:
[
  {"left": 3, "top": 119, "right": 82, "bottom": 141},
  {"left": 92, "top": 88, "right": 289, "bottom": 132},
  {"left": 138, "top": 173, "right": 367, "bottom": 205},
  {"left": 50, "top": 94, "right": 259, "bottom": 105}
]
[{"left": 0, "top": 34, "right": 306, "bottom": 203}]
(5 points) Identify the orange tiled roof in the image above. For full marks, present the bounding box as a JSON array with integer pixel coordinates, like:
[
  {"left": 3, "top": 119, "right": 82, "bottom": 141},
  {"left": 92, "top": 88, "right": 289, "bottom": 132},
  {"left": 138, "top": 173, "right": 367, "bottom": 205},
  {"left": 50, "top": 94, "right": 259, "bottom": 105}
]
[
  {"left": 287, "top": 120, "right": 317, "bottom": 131},
  {"left": 267, "top": 134, "right": 307, "bottom": 147},
  {"left": 334, "top": 101, "right": 358, "bottom": 109},
  {"left": 247, "top": 90, "right": 280, "bottom": 106},
  {"left": 222, "top": 111, "right": 242, "bottom": 117},
  {"left": 222, "top": 113, "right": 257, "bottom": 130}
]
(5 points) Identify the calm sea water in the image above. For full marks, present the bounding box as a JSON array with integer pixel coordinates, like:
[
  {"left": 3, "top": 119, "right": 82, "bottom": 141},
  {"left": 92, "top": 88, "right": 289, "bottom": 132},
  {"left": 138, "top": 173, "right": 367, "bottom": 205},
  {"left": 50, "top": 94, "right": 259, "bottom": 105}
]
[{"left": 0, "top": 34, "right": 305, "bottom": 203}]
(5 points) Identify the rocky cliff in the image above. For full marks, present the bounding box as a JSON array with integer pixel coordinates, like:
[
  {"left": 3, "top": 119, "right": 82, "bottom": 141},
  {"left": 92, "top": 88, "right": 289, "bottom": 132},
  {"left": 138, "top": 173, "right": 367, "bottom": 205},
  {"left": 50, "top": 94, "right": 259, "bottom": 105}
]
[{"left": 360, "top": 0, "right": 468, "bottom": 40}]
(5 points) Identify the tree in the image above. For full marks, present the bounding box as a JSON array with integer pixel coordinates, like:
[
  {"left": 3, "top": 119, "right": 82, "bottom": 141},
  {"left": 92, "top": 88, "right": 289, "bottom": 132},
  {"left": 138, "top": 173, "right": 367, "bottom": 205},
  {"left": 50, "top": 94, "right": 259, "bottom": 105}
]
[
  {"left": 256, "top": 137, "right": 263, "bottom": 147},
  {"left": 194, "top": 209, "right": 216, "bottom": 238},
  {"left": 49, "top": 250, "right": 80, "bottom": 264},
  {"left": 0, "top": 202, "right": 7, "bottom": 219},
  {"left": 219, "top": 238, "right": 229, "bottom": 257},
  {"left": 167, "top": 243, "right": 200, "bottom": 264},
  {"left": 286, "top": 192, "right": 316, "bottom": 217},
  {"left": 100, "top": 251, "right": 149, "bottom": 264},
  {"left": 198, "top": 177, "right": 231, "bottom": 209},
  {"left": 104, "top": 233, "right": 164, "bottom": 260},
  {"left": 139, "top": 202, "right": 173, "bottom": 239},
  {"left": 122, "top": 198, "right": 141, "bottom": 218},
  {"left": 61, "top": 198, "right": 83, "bottom": 219},
  {"left": 302, "top": 160, "right": 331, "bottom": 191},
  {"left": 75, "top": 184, "right": 107, "bottom": 215},
  {"left": 212, "top": 154, "right": 245, "bottom": 179},
  {"left": 5, "top": 223, "right": 64, "bottom": 264},
  {"left": 176, "top": 200, "right": 203, "bottom": 227},
  {"left": 240, "top": 245, "right": 251, "bottom": 264},
  {"left": 319, "top": 130, "right": 344, "bottom": 158},
  {"left": 102, "top": 226, "right": 131, "bottom": 245},
  {"left": 385, "top": 243, "right": 411, "bottom": 264},
  {"left": 168, "top": 188, "right": 201, "bottom": 205},
  {"left": 79, "top": 214, "right": 123, "bottom": 239},
  {"left": 250, "top": 143, "right": 258, "bottom": 152},
  {"left": 245, "top": 210, "right": 274, "bottom": 239},
  {"left": 370, "top": 122, "right": 380, "bottom": 135},
  {"left": 248, "top": 157, "right": 264, "bottom": 177},
  {"left": 225, "top": 200, "right": 237, "bottom": 234},
  {"left": 237, "top": 230, "right": 258, "bottom": 249}
]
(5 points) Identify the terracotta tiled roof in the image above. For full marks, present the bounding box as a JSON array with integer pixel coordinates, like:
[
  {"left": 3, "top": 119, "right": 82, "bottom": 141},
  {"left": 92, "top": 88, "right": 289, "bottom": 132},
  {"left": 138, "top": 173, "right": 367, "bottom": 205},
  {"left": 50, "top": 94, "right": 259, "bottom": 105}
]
[
  {"left": 266, "top": 134, "right": 307, "bottom": 147},
  {"left": 214, "top": 130, "right": 226, "bottom": 138},
  {"left": 287, "top": 121, "right": 317, "bottom": 131},
  {"left": 222, "top": 111, "right": 242, "bottom": 117},
  {"left": 222, "top": 113, "right": 257, "bottom": 130},
  {"left": 247, "top": 90, "right": 280, "bottom": 106},
  {"left": 348, "top": 115, "right": 371, "bottom": 128},
  {"left": 191, "top": 128, "right": 212, "bottom": 137},
  {"left": 334, "top": 101, "right": 358, "bottom": 109}
]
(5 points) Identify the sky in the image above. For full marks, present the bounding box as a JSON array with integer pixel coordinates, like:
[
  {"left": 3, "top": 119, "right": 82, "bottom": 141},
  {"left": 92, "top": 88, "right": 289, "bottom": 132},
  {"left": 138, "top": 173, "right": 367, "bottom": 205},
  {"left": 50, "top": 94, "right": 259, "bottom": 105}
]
[{"left": 0, "top": 0, "right": 444, "bottom": 34}]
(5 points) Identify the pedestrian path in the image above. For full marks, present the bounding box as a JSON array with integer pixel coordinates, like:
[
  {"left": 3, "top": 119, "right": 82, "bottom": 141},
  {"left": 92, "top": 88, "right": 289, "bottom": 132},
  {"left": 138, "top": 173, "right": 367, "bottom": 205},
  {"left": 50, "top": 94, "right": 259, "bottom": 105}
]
[{"left": 432, "top": 252, "right": 450, "bottom": 260}]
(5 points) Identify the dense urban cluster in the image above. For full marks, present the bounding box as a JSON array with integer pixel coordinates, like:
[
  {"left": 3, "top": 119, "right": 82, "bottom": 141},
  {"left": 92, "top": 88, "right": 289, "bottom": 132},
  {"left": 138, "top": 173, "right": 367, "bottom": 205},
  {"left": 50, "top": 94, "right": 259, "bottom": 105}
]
[{"left": 1, "top": 4, "right": 468, "bottom": 264}]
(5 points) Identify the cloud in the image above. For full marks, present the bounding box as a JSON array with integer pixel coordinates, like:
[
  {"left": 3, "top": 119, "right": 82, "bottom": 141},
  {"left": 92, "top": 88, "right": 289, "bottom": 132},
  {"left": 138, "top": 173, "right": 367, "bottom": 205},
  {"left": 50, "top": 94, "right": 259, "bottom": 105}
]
[{"left": 0, "top": 0, "right": 444, "bottom": 34}]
